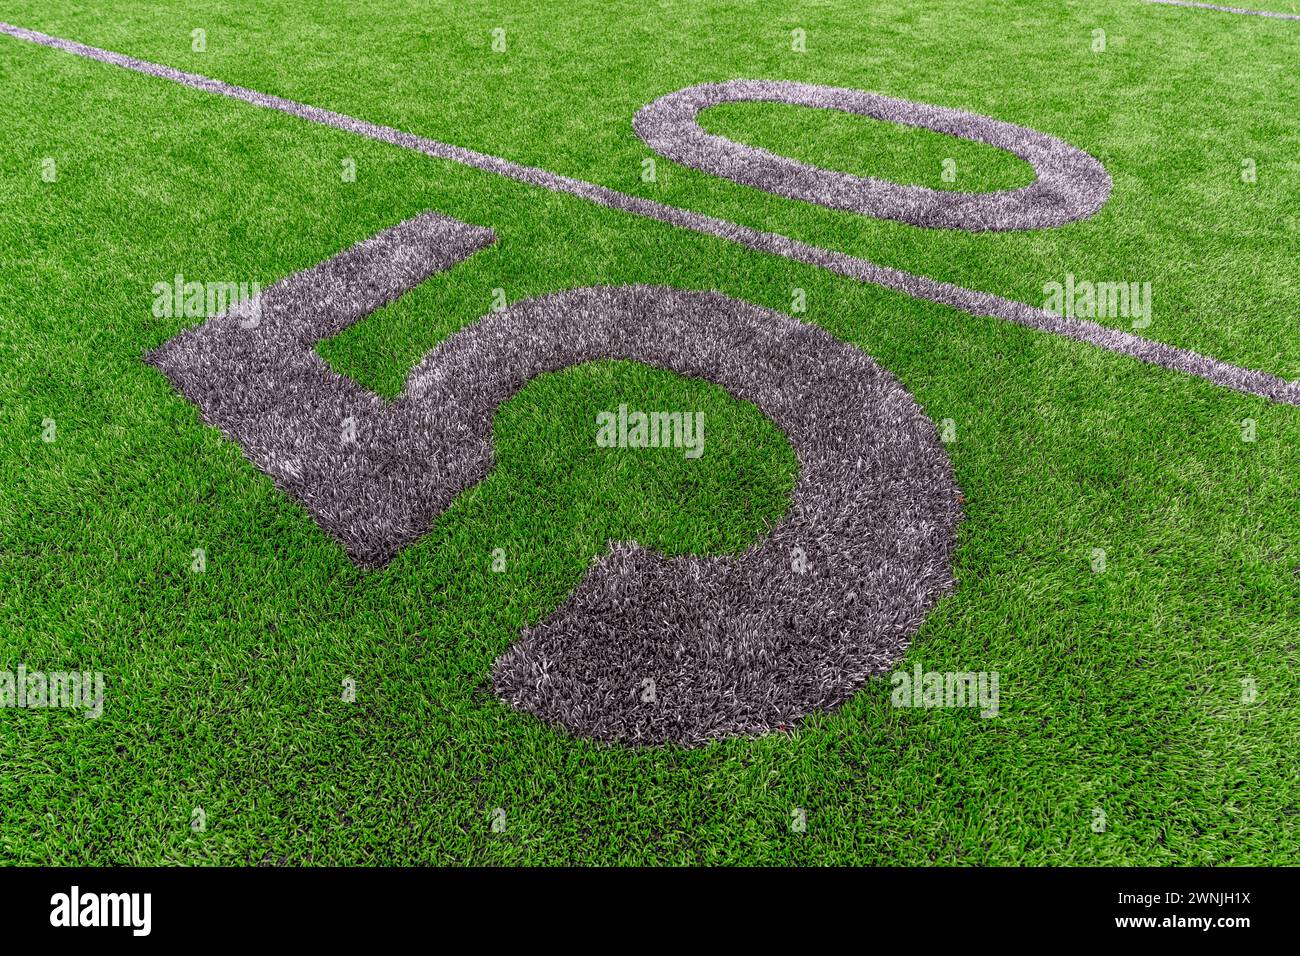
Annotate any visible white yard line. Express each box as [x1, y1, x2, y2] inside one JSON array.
[[1147, 0, 1300, 21], [2, 19, 1297, 406]]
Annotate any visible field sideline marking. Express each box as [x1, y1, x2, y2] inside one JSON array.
[[1146, 0, 1300, 20], [2, 20, 1298, 407]]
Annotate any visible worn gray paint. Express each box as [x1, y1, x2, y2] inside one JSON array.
[[634, 80, 1111, 230], [149, 211, 961, 745]]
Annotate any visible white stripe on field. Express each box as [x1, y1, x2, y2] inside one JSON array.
[[1, 20, 1297, 406], [1147, 0, 1300, 20]]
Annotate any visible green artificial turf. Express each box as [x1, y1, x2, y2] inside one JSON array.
[[0, 0, 1296, 864]]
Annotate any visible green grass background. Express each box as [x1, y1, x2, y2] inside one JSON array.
[[0, 0, 1296, 864]]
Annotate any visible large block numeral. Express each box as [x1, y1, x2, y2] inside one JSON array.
[[148, 210, 960, 745]]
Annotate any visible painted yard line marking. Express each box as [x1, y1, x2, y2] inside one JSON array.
[[2, 20, 1297, 407], [1147, 0, 1300, 20]]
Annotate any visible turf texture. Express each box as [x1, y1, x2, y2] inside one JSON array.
[[0, 0, 1296, 864]]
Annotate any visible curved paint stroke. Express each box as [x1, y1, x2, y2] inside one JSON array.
[[634, 80, 1112, 230]]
